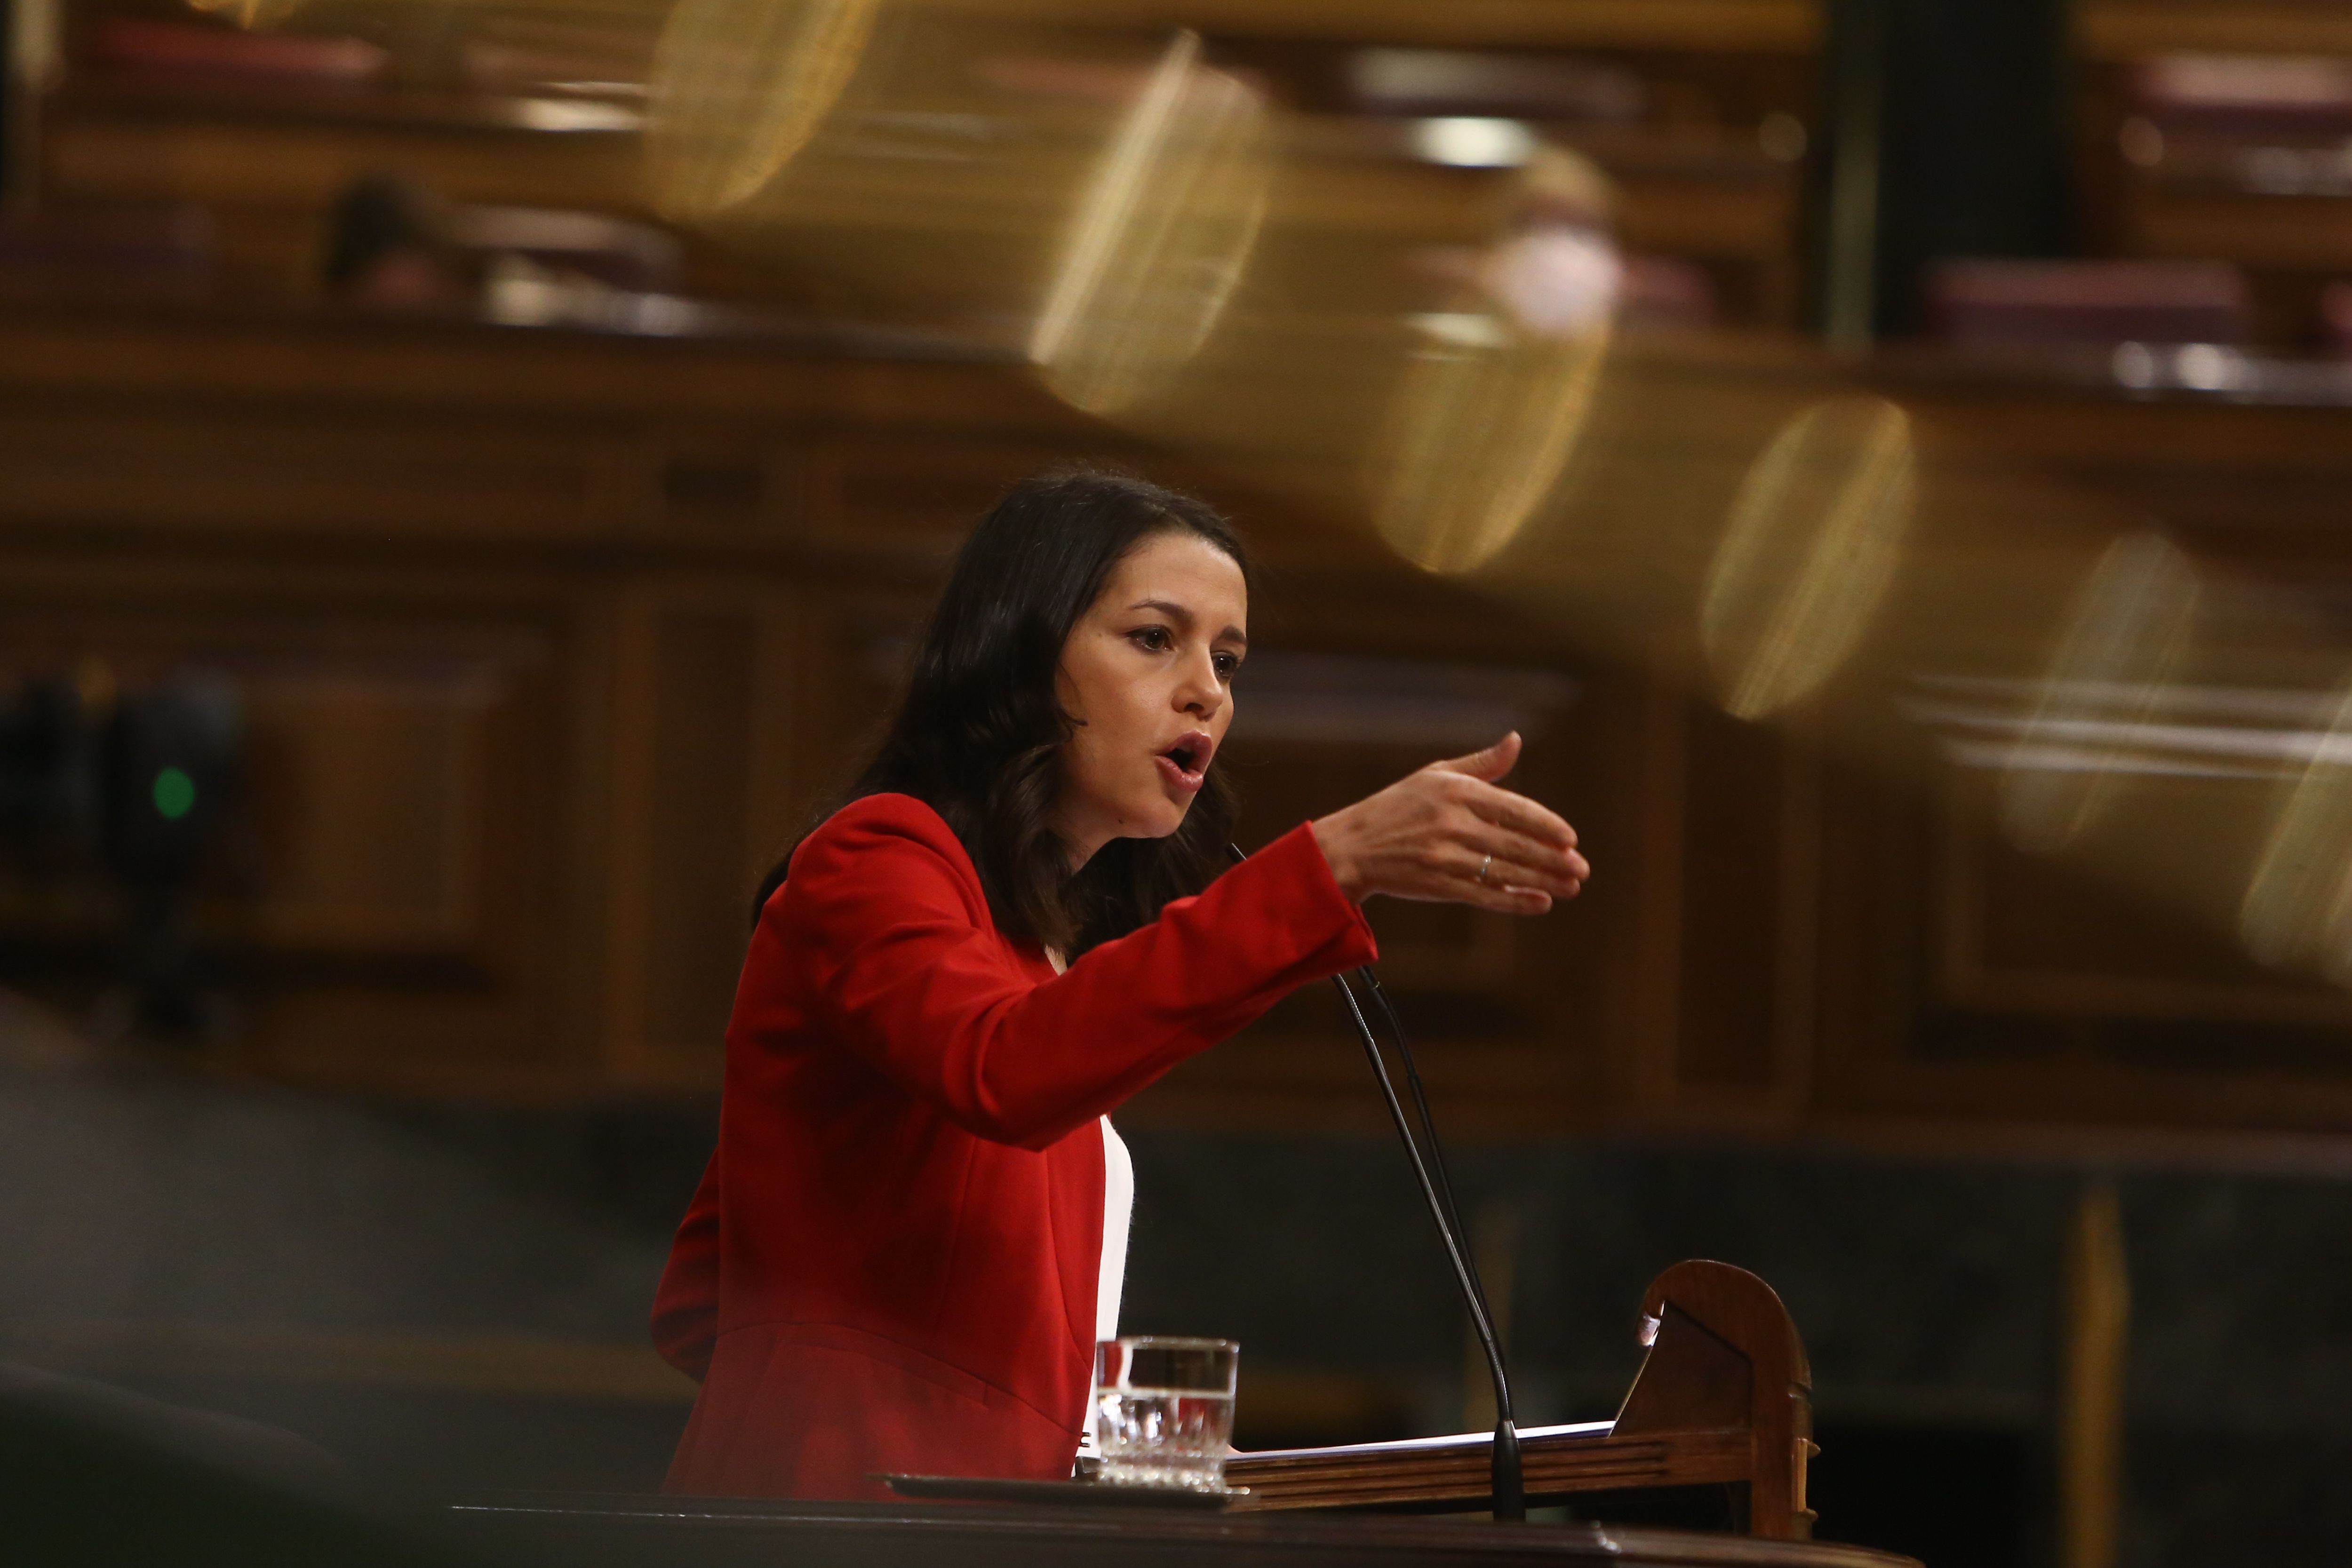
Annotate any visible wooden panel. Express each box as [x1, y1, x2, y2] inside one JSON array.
[[1936, 772, 2352, 1029], [1676, 707, 1786, 1091], [43, 104, 644, 217], [2121, 189, 2352, 277], [0, 402, 612, 541], [639, 608, 759, 1054], [1811, 758, 2352, 1138], [1618, 692, 1819, 1122], [593, 429, 801, 547], [236, 617, 576, 1090], [1611, 162, 1799, 260], [40, 11, 1813, 323], [652, 443, 787, 532], [2077, 0, 2352, 59], [235, 642, 539, 973], [240, 665, 497, 955], [798, 439, 1077, 560], [1004, 0, 1821, 52], [788, 589, 925, 801], [606, 587, 804, 1082]]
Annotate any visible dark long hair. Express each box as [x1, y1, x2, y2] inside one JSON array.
[[757, 468, 1249, 955]]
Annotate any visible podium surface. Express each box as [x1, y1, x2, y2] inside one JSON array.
[[441, 1496, 1920, 1568]]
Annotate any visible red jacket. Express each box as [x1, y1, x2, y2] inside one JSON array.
[[652, 792, 1377, 1499]]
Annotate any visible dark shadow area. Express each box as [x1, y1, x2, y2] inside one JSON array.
[[1810, 1420, 2032, 1568]]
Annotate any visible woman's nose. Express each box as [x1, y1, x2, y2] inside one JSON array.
[[1175, 655, 1222, 715]]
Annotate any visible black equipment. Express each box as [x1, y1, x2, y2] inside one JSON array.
[[0, 668, 242, 1037]]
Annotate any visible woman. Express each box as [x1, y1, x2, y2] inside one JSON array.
[[652, 470, 1587, 1499]]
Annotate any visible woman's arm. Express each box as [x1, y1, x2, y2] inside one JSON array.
[[770, 801, 1374, 1152]]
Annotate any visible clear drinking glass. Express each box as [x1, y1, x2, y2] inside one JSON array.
[[1091, 1336, 1238, 1491]]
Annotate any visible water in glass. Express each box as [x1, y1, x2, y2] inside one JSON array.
[[1092, 1336, 1237, 1491]]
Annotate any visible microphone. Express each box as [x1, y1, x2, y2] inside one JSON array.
[[1228, 845, 1530, 1521]]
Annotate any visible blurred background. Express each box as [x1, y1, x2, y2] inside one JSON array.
[[7, 0, 2352, 1564]]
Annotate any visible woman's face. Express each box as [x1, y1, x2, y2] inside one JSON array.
[[1053, 530, 1248, 863]]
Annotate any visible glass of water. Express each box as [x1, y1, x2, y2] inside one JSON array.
[[1091, 1336, 1238, 1492]]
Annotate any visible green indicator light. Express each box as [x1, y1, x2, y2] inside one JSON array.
[[152, 766, 197, 821]]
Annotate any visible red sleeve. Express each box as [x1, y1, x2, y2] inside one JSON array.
[[650, 1151, 720, 1381], [773, 797, 1377, 1152]]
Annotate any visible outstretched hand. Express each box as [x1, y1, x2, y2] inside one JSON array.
[[1309, 732, 1588, 914]]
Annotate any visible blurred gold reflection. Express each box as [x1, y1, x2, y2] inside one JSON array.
[[1701, 396, 1913, 721], [1998, 532, 2203, 854], [2240, 684, 2352, 984], [1029, 32, 1268, 417], [645, 0, 884, 221], [184, 0, 308, 31], [1370, 311, 1612, 576]]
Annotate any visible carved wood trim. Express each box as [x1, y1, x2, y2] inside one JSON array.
[[1625, 1261, 1814, 1540]]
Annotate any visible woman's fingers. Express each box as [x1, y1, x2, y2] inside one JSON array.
[[1414, 776, 1587, 902], [1389, 841, 1570, 909], [1441, 868, 1552, 915], [1454, 829, 1586, 898], [1468, 837, 1587, 897], [1447, 788, 1585, 883], [1446, 773, 1575, 848]]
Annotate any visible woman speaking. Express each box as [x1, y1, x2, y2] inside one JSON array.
[[651, 470, 1588, 1499]]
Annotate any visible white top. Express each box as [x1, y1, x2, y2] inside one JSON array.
[[1078, 1116, 1134, 1469], [1097, 1115, 1133, 1342]]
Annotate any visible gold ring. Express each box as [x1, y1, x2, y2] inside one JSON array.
[[1476, 854, 1492, 885]]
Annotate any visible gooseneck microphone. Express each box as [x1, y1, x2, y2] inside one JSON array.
[[1227, 845, 1530, 1521]]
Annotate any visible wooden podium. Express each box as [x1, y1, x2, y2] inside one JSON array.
[[1226, 1260, 1816, 1536], [439, 1260, 1857, 1568]]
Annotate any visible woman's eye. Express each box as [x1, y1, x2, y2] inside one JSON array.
[[1130, 627, 1172, 653], [1213, 653, 1240, 680]]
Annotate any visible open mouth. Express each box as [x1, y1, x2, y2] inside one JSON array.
[[1156, 732, 1213, 790]]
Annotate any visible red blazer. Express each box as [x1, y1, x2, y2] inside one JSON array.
[[652, 792, 1377, 1499]]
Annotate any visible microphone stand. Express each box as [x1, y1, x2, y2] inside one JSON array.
[[1228, 846, 1530, 1521], [1331, 969, 1527, 1522]]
